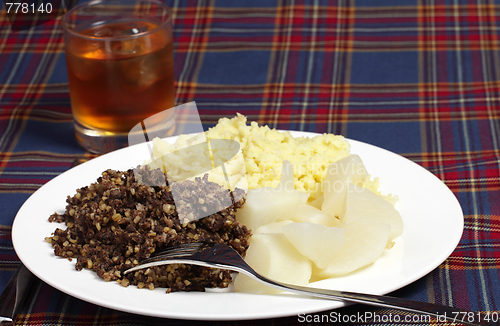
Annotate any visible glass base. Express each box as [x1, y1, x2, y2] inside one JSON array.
[[74, 119, 176, 154]]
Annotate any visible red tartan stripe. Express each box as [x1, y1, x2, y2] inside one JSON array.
[[186, 112, 497, 127], [192, 81, 500, 94], [0, 84, 48, 104], [173, 7, 277, 28], [0, 152, 97, 164], [193, 110, 498, 123], [0, 38, 497, 55], [190, 106, 499, 124], [1, 107, 498, 125], [2, 5, 500, 52], [0, 20, 64, 53], [173, 5, 500, 52], [417, 4, 500, 24], [0, 107, 66, 120], [186, 80, 500, 91], [0, 223, 15, 271], [0, 40, 64, 53], [175, 42, 500, 54], [0, 84, 68, 94], [0, 152, 96, 187], [173, 5, 354, 23], [0, 261, 19, 271], [0, 108, 72, 121], [26, 108, 72, 121], [404, 150, 500, 162], [179, 40, 500, 52], [421, 153, 500, 168], [0, 183, 46, 193], [445, 179, 500, 193], [171, 5, 214, 53], [0, 225, 11, 233], [443, 257, 500, 270], [171, 3, 500, 20]]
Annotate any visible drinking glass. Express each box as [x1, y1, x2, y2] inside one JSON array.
[[63, 0, 175, 153]]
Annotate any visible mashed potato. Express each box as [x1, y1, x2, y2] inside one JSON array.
[[145, 114, 351, 202]]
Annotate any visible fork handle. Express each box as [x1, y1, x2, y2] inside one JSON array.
[[125, 244, 493, 326], [256, 275, 494, 326], [0, 264, 36, 324]]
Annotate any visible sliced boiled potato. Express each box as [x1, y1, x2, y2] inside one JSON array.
[[234, 157, 402, 291], [236, 186, 309, 231], [322, 155, 368, 219], [313, 220, 390, 277], [308, 195, 323, 209], [255, 220, 294, 234], [234, 233, 312, 294], [236, 161, 308, 231], [292, 204, 340, 227], [282, 223, 345, 269], [344, 184, 403, 244]]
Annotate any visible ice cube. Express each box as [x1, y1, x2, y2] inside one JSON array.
[[117, 22, 149, 36], [67, 42, 104, 81], [119, 56, 158, 91], [93, 26, 114, 37], [68, 55, 102, 81], [111, 38, 144, 56]]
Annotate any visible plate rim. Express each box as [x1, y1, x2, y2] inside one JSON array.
[[12, 131, 464, 320]]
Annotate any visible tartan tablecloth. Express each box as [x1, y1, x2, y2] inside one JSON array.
[[1, 0, 500, 325]]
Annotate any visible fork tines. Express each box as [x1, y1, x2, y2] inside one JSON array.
[[123, 242, 219, 275], [142, 242, 207, 263]]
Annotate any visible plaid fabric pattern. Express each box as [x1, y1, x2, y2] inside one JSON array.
[[1, 0, 500, 324]]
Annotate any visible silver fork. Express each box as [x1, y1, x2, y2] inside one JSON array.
[[124, 242, 494, 326]]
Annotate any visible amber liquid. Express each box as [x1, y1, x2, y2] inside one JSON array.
[[66, 20, 175, 133]]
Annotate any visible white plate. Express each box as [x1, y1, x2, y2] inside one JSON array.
[[12, 131, 464, 321]]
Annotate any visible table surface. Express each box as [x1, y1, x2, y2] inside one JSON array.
[[1, 0, 500, 325]]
